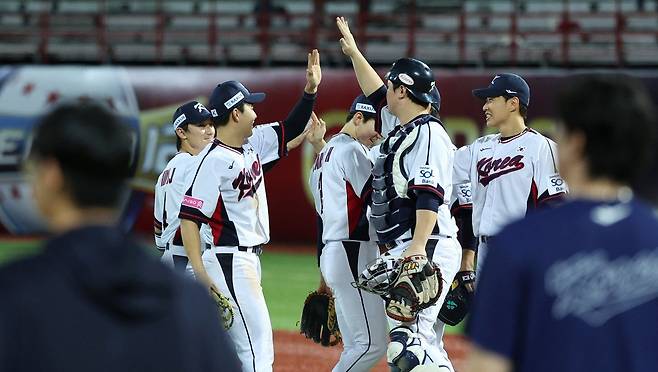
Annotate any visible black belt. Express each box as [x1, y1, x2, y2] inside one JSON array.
[[378, 237, 412, 251], [479, 235, 489, 244], [238, 245, 263, 255], [205, 244, 263, 255]]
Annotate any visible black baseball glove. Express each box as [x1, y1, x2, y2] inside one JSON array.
[[299, 291, 341, 346], [438, 270, 476, 326]]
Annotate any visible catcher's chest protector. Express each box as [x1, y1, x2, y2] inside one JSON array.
[[371, 115, 438, 243]]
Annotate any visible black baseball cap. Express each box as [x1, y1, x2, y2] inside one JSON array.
[[472, 73, 530, 107], [208, 80, 266, 122], [172, 101, 212, 132], [349, 94, 376, 116]]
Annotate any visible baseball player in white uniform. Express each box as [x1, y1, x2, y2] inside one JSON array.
[[450, 73, 567, 276], [309, 95, 388, 372], [154, 101, 215, 272], [338, 17, 460, 372], [178, 51, 321, 372]]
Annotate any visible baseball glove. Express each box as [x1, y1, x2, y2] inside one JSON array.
[[210, 288, 234, 330], [438, 270, 476, 326], [299, 291, 341, 346], [385, 255, 443, 323]]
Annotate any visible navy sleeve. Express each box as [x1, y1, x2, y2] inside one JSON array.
[[281, 91, 316, 144], [452, 204, 476, 251], [467, 229, 527, 361], [415, 190, 441, 212]]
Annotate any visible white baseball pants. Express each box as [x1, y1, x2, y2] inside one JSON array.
[[320, 240, 389, 372]]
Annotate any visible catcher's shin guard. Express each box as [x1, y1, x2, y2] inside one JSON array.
[[387, 326, 428, 372]]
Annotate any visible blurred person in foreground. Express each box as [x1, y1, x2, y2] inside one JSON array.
[[466, 74, 658, 372], [0, 102, 240, 372]]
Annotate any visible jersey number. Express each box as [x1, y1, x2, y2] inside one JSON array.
[[318, 172, 324, 214]]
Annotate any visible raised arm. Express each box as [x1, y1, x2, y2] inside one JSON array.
[[337, 16, 385, 96], [280, 49, 322, 143]]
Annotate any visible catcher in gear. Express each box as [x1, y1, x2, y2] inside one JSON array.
[[338, 16, 461, 372], [299, 289, 341, 347], [438, 270, 475, 326]]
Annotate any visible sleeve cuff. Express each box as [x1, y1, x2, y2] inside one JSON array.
[[415, 190, 441, 212], [302, 91, 317, 100]]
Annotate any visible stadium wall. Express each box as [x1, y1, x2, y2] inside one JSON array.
[[1, 67, 656, 241]]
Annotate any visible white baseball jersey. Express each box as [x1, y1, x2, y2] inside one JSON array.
[[154, 151, 196, 249], [178, 123, 284, 247], [452, 128, 566, 237], [309, 133, 374, 243], [374, 117, 459, 240]]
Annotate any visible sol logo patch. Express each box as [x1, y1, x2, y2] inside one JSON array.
[[182, 195, 204, 209]]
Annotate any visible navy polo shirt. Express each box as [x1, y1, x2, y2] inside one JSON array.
[[0, 225, 241, 372], [468, 197, 658, 372]]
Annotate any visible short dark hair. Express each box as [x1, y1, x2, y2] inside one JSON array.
[[213, 103, 245, 127], [175, 123, 189, 151], [29, 102, 134, 208], [556, 74, 656, 185], [391, 82, 431, 110], [346, 111, 376, 123], [503, 95, 528, 120]]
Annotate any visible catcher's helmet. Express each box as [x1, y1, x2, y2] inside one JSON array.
[[386, 58, 438, 104]]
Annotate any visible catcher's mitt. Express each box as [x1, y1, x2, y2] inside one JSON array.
[[299, 291, 341, 346], [385, 255, 443, 323], [438, 270, 475, 326], [210, 288, 234, 330]]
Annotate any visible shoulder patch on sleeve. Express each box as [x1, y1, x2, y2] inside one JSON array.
[[456, 182, 472, 204], [415, 164, 439, 186], [547, 173, 567, 195]]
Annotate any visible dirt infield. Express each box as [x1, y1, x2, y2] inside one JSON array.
[[274, 331, 470, 371]]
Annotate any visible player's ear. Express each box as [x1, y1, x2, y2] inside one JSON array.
[[354, 112, 363, 126], [231, 107, 240, 122], [508, 96, 519, 113], [175, 127, 187, 140], [398, 85, 407, 100]]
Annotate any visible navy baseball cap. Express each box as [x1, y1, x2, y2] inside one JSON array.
[[208, 80, 266, 121], [472, 73, 530, 107], [172, 101, 212, 132], [349, 94, 376, 116]]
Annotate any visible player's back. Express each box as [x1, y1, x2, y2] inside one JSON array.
[[477, 196, 658, 372], [309, 133, 373, 243], [154, 152, 195, 248]]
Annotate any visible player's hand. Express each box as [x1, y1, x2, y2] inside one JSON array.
[[286, 127, 311, 151], [197, 272, 219, 293], [305, 49, 322, 94], [318, 275, 331, 295], [306, 112, 326, 145], [337, 16, 359, 57]]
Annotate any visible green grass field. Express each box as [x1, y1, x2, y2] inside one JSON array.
[[0, 239, 463, 334]]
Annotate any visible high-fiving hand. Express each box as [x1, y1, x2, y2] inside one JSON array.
[[305, 49, 322, 94], [337, 16, 359, 58], [306, 112, 326, 145]]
